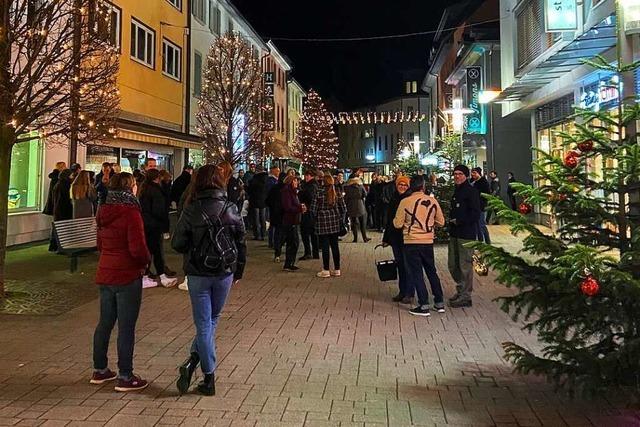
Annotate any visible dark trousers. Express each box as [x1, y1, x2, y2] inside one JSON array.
[[145, 228, 165, 275], [350, 215, 368, 241], [251, 207, 266, 240], [282, 224, 300, 268], [391, 243, 413, 298], [272, 225, 284, 258], [319, 233, 340, 271], [476, 211, 491, 244], [376, 204, 388, 230], [403, 244, 444, 308], [301, 224, 319, 258], [509, 194, 517, 210], [93, 279, 142, 379]]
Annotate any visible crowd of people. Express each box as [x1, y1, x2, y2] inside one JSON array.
[[41, 157, 515, 395]]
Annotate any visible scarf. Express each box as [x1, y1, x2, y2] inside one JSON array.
[[105, 190, 140, 209]]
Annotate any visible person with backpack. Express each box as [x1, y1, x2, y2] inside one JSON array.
[[171, 162, 246, 396]]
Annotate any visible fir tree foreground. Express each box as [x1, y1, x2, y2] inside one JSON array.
[[296, 90, 338, 170], [472, 56, 640, 401]]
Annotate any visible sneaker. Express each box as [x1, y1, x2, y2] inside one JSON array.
[[392, 294, 404, 302], [409, 306, 431, 317], [160, 274, 178, 288], [274, 256, 281, 263], [449, 299, 472, 308], [178, 279, 188, 291], [316, 270, 331, 278], [114, 375, 148, 392], [283, 265, 300, 272], [142, 276, 157, 289], [330, 270, 341, 277], [435, 305, 446, 314], [90, 369, 117, 385]]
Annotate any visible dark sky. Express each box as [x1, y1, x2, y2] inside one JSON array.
[[230, 0, 455, 110]]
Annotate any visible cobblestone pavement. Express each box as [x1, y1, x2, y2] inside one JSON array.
[[0, 227, 637, 426]]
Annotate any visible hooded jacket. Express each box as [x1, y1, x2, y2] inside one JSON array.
[[393, 191, 445, 245], [96, 191, 151, 286]]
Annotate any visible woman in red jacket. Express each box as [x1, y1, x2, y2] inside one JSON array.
[[90, 172, 151, 392]]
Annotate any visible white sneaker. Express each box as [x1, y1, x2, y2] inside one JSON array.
[[330, 270, 341, 277], [316, 270, 331, 278], [142, 276, 157, 289], [274, 256, 281, 263], [160, 274, 178, 288], [178, 278, 188, 291]]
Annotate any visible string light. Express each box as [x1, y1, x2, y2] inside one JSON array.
[[332, 111, 427, 125]]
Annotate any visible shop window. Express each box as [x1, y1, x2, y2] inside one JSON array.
[[86, 145, 119, 173], [130, 18, 155, 68], [121, 149, 146, 173], [9, 136, 42, 213]]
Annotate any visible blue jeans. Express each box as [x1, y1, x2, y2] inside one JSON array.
[[403, 244, 444, 308], [187, 274, 234, 375], [476, 211, 491, 244], [93, 279, 142, 379], [251, 208, 266, 240], [391, 243, 413, 298]]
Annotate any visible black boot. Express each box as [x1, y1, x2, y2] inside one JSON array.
[[177, 353, 200, 395], [197, 373, 215, 396]]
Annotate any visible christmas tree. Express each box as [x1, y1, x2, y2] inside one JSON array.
[[473, 55, 640, 400], [296, 90, 338, 170]]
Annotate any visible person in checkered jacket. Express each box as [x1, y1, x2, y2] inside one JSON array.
[[310, 173, 347, 278]]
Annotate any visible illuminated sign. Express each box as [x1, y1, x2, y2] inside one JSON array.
[[579, 76, 620, 112], [545, 0, 578, 32], [465, 66, 485, 134]]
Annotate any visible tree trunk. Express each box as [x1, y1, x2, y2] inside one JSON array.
[[0, 130, 14, 298], [69, 0, 83, 164]]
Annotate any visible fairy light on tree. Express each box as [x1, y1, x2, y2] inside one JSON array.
[[197, 32, 264, 166], [295, 90, 338, 170], [0, 0, 120, 298]]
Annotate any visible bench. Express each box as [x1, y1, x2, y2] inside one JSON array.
[[53, 217, 98, 272]]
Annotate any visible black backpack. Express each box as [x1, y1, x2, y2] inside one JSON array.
[[192, 201, 237, 273]]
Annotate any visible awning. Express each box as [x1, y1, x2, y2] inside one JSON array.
[[496, 15, 617, 102]]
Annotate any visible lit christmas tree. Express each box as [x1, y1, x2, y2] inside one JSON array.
[[197, 32, 264, 165], [473, 55, 640, 400], [296, 90, 338, 170]]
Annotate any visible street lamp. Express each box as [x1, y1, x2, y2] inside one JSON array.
[[479, 89, 502, 104], [443, 98, 474, 162]]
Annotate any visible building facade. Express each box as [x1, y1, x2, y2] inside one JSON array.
[[287, 79, 306, 150], [264, 41, 293, 159]]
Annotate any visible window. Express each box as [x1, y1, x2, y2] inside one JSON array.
[[194, 51, 203, 96], [192, 0, 205, 23], [378, 137, 382, 151], [162, 38, 181, 80], [412, 81, 418, 93], [228, 18, 234, 33], [90, 1, 121, 49], [27, 0, 46, 26], [385, 135, 388, 151], [9, 136, 42, 213], [209, 2, 220, 34], [405, 82, 411, 94], [516, 0, 558, 71], [166, 0, 181, 10], [130, 18, 155, 68]]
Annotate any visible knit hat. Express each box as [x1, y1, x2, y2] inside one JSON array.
[[396, 176, 410, 187], [454, 165, 470, 177]]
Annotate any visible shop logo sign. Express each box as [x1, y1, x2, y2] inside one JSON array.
[[465, 66, 485, 134], [545, 0, 578, 32], [579, 77, 620, 112]]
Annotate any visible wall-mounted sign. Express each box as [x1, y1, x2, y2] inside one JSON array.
[[545, 0, 578, 32], [263, 72, 275, 131], [579, 76, 620, 112], [465, 66, 485, 135]]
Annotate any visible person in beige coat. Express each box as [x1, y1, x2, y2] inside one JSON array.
[[393, 175, 445, 317]]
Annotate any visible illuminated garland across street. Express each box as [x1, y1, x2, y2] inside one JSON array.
[[331, 111, 427, 125]]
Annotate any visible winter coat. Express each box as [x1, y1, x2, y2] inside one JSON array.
[[95, 171, 112, 205], [266, 182, 285, 227], [310, 185, 347, 236], [265, 175, 279, 195], [344, 178, 367, 218], [281, 185, 303, 226], [449, 180, 482, 240], [170, 171, 192, 205], [382, 190, 411, 247], [248, 172, 268, 209], [227, 176, 244, 209], [471, 176, 491, 211], [393, 191, 445, 245], [299, 179, 318, 228], [507, 177, 517, 197], [43, 169, 60, 216], [139, 182, 170, 232], [161, 181, 172, 210], [96, 191, 151, 286], [490, 177, 501, 196], [52, 179, 73, 221], [171, 188, 247, 280], [72, 196, 96, 219]]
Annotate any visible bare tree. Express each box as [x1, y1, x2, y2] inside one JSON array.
[[197, 32, 264, 166], [0, 0, 120, 297]]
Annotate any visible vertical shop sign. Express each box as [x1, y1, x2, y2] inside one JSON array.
[[263, 72, 275, 131], [465, 66, 485, 134]]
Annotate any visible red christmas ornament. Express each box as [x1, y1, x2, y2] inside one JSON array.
[[580, 275, 600, 297], [564, 150, 580, 168], [577, 140, 594, 153], [518, 203, 532, 215], [558, 193, 568, 202]]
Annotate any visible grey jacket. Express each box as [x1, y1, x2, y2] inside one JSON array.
[[344, 178, 367, 217]]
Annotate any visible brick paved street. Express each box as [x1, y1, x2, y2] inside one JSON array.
[[0, 227, 637, 426]]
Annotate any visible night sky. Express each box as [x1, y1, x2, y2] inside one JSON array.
[[230, 0, 457, 110]]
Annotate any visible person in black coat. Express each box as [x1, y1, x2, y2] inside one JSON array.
[[43, 161, 66, 216], [48, 169, 73, 252], [507, 172, 518, 210], [298, 170, 319, 260], [448, 165, 481, 308], [171, 162, 246, 397], [266, 173, 287, 262], [226, 174, 244, 211], [470, 167, 491, 244], [95, 162, 113, 205], [247, 170, 268, 240], [171, 166, 193, 207], [139, 169, 176, 288], [382, 176, 412, 303]]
